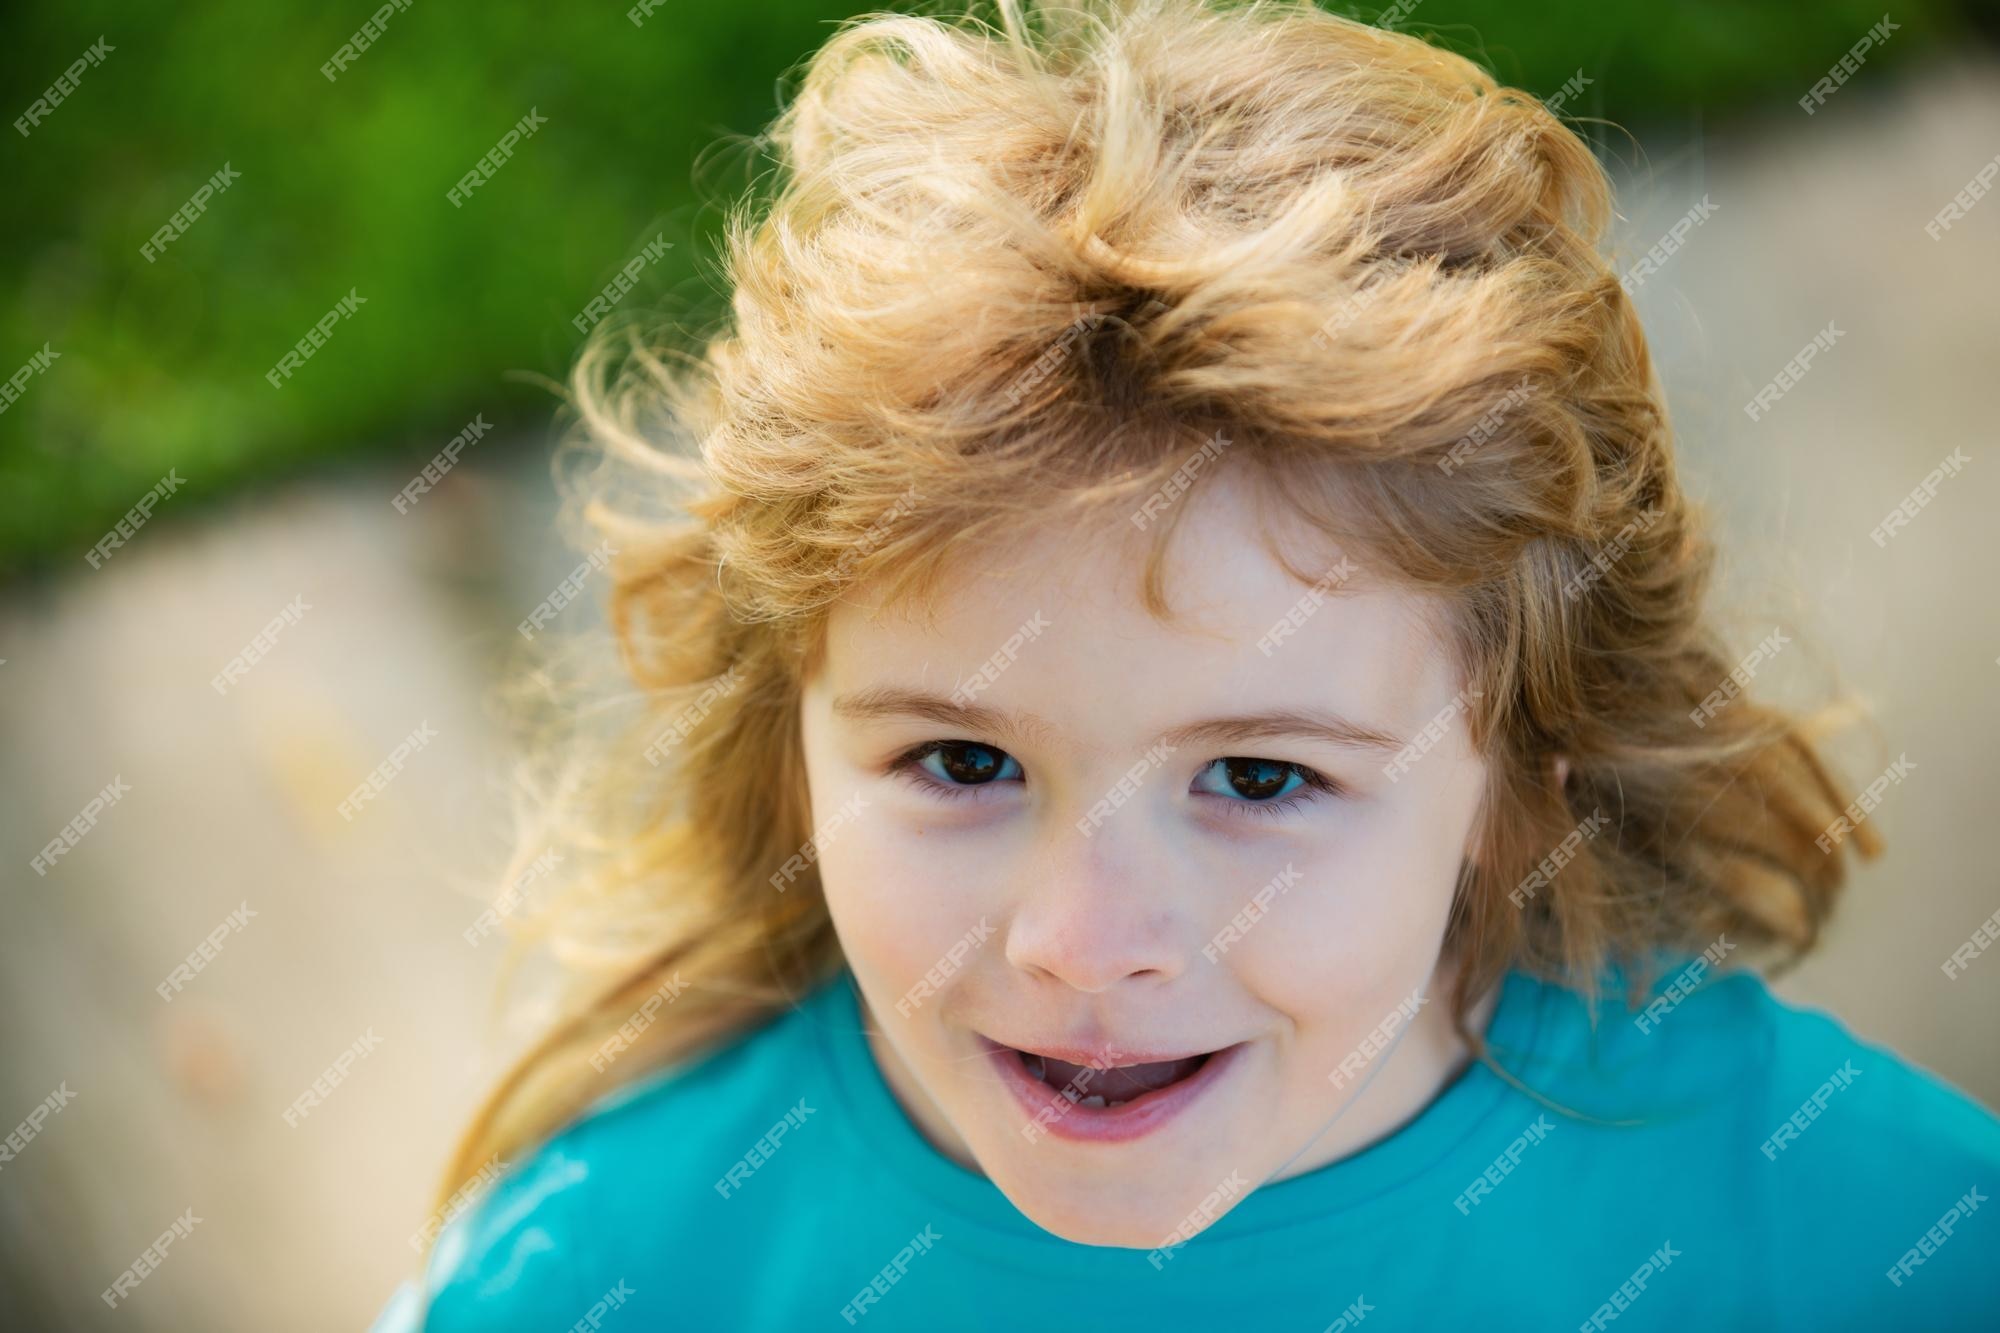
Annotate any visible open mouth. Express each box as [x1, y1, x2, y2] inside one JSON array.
[[979, 1033, 1245, 1142], [1015, 1048, 1214, 1109]]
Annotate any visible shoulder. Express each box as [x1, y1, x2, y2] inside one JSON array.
[[373, 976, 842, 1331], [1721, 969, 2000, 1214], [1547, 950, 2000, 1166], [1528, 950, 2000, 1316], [1628, 957, 1997, 1165], [1712, 966, 2000, 1313]]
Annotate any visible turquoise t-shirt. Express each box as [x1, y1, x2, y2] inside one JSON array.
[[372, 955, 1999, 1330]]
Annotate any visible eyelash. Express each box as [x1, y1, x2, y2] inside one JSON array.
[[886, 741, 1343, 821]]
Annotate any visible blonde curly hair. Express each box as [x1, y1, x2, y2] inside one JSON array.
[[432, 0, 1880, 1218]]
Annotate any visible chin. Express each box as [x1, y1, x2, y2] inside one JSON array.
[[996, 1175, 1217, 1250], [970, 1135, 1255, 1250]]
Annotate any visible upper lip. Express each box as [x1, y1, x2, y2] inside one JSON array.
[[977, 1032, 1235, 1068]]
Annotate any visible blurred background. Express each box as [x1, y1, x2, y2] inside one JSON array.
[[3, 1, 1998, 1327]]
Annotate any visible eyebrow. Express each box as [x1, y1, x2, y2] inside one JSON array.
[[830, 686, 1408, 755]]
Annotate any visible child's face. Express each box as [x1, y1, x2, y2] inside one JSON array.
[[798, 467, 1491, 1248]]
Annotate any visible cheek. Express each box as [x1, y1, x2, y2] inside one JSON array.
[[797, 717, 960, 990], [816, 819, 1001, 1005], [1233, 765, 1481, 1032]]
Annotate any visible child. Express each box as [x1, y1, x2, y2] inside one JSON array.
[[372, 0, 2000, 1327]]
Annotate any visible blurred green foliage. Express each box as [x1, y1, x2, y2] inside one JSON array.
[[0, 0, 1978, 575]]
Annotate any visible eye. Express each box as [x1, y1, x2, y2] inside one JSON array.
[[1192, 757, 1342, 821], [889, 740, 1024, 802]]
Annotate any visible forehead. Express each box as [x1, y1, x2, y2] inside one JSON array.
[[816, 468, 1460, 742]]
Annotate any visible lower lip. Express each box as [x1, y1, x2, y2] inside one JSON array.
[[980, 1035, 1246, 1144]]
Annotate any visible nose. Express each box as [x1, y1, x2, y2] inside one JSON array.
[[1003, 809, 1191, 994]]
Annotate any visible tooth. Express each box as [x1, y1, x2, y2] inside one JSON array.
[[1077, 1094, 1108, 1109], [1023, 1052, 1045, 1081]]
